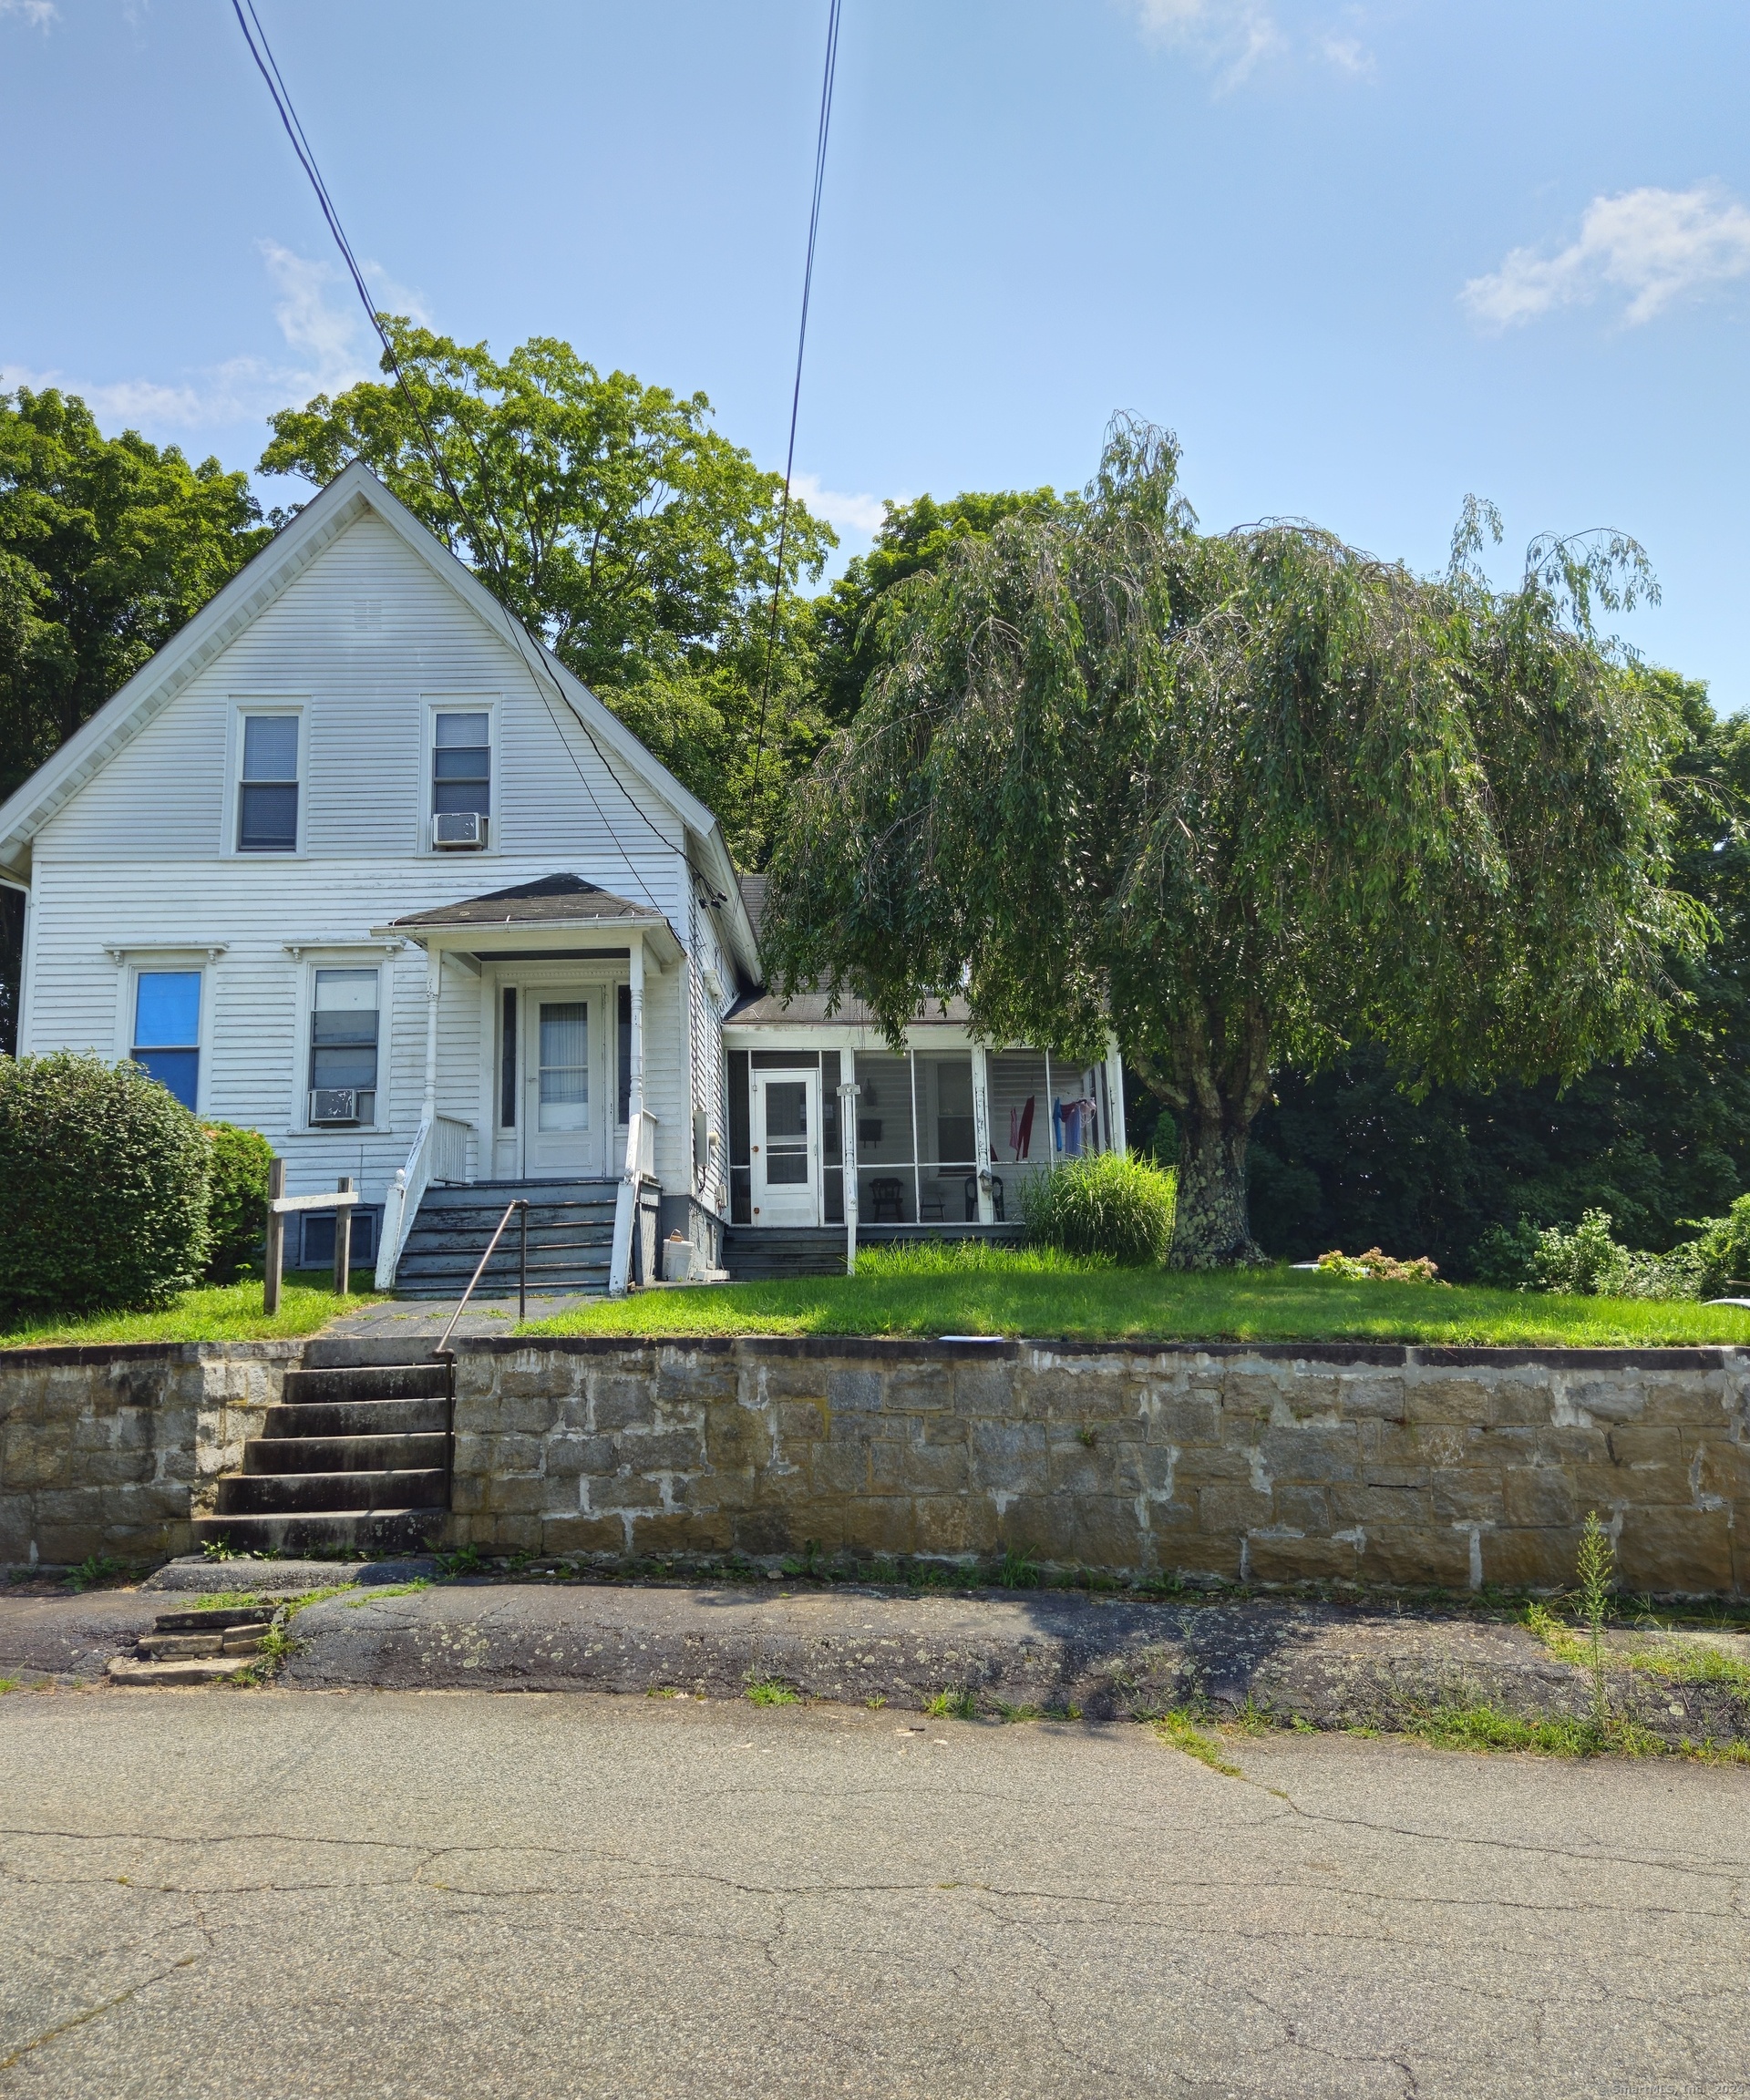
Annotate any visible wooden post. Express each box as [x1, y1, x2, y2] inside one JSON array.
[[333, 1175, 354, 1296], [264, 1157, 285, 1315]]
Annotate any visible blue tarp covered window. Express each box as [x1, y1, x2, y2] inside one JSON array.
[[132, 970, 201, 1109]]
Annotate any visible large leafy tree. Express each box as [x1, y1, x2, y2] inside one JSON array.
[[762, 419, 1707, 1267], [260, 324, 835, 860], [1247, 677, 1750, 1271], [0, 386, 269, 806]]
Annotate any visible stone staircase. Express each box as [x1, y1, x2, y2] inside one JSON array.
[[393, 1178, 617, 1299], [190, 1360, 450, 1558]]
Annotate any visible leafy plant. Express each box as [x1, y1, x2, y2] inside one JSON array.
[[925, 1687, 979, 1720], [201, 1538, 237, 1561], [1154, 1709, 1242, 1776], [0, 1051, 211, 1319], [996, 1547, 1041, 1590], [1019, 1151, 1176, 1267], [201, 1123, 273, 1282], [64, 1554, 127, 1591], [1316, 1247, 1445, 1285], [745, 1678, 801, 1706], [1577, 1510, 1616, 1732], [1475, 1210, 1706, 1301]]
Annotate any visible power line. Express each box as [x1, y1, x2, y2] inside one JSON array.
[[748, 0, 844, 825]]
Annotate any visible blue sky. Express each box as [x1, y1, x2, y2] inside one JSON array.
[[4, 0, 1748, 705]]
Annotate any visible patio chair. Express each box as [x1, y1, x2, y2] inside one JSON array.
[[963, 1175, 1005, 1222], [869, 1177, 905, 1222]]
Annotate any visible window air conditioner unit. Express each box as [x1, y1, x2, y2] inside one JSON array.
[[309, 1088, 375, 1126], [433, 811, 487, 849]]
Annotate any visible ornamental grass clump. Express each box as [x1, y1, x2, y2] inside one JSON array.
[[1019, 1151, 1176, 1266], [0, 1051, 211, 1320]]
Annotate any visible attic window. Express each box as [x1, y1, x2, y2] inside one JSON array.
[[238, 714, 300, 853], [434, 711, 490, 821]]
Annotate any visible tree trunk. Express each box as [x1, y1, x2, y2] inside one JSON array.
[[1169, 1100, 1263, 1268]]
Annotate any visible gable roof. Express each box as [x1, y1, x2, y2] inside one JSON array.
[[0, 459, 761, 978]]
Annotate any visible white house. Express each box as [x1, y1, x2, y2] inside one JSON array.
[[0, 462, 1124, 1298]]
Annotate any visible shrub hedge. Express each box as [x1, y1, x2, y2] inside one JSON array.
[[1019, 1150, 1176, 1266], [0, 1051, 212, 1320], [202, 1121, 273, 1282]]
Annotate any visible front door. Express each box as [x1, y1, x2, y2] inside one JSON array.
[[523, 988, 600, 1179], [751, 1067, 820, 1226]]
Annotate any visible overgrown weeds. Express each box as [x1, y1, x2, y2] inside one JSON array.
[[1154, 1709, 1242, 1776], [745, 1678, 801, 1706], [925, 1687, 979, 1720]]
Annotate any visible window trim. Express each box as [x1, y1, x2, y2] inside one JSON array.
[[113, 953, 218, 1118], [227, 700, 307, 859], [421, 695, 499, 855], [285, 950, 396, 1134]]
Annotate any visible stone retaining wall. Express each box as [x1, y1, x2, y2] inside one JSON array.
[[0, 1344, 292, 1568], [449, 1338, 1750, 1595], [5, 1335, 1749, 1592]]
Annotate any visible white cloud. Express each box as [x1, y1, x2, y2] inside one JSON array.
[[0, 0, 58, 27], [788, 473, 890, 537], [1127, 0, 1369, 89], [0, 242, 427, 438], [1464, 182, 1750, 331]]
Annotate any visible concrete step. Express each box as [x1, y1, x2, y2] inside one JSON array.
[[282, 1364, 450, 1406], [245, 1432, 448, 1477], [191, 1509, 438, 1557], [108, 1654, 259, 1686], [138, 1626, 268, 1660], [216, 1467, 448, 1517], [150, 1606, 277, 1632], [261, 1398, 449, 1441]]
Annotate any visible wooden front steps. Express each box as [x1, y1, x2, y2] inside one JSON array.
[[393, 1178, 618, 1299]]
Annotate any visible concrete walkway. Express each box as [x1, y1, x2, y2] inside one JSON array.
[[0, 1688, 1744, 2097], [317, 1290, 595, 1340]]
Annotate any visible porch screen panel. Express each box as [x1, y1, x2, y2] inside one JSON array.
[[538, 1002, 588, 1130], [989, 1051, 1050, 1219], [851, 1051, 915, 1224], [499, 989, 516, 1128], [727, 1051, 751, 1224], [914, 1052, 978, 1222], [821, 1050, 843, 1224]]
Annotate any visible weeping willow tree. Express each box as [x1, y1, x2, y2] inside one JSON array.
[[761, 419, 1708, 1267]]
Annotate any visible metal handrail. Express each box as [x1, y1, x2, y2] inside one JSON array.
[[432, 1199, 530, 1357]]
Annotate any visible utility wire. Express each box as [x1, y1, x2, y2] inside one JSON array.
[[231, 0, 678, 915], [748, 0, 843, 827]]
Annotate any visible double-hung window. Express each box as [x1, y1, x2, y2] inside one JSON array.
[[309, 969, 378, 1125], [132, 971, 201, 1110], [238, 714, 300, 852], [432, 710, 490, 847]]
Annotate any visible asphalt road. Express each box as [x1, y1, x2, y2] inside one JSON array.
[[0, 1688, 1744, 2100]]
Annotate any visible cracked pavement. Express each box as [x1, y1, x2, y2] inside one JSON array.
[[1, 1688, 1745, 2098]]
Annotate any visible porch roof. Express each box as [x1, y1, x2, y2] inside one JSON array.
[[373, 873, 682, 966]]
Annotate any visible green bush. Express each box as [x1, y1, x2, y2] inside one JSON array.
[[202, 1122, 273, 1282], [0, 1052, 211, 1321], [1472, 1208, 1704, 1301], [1019, 1151, 1176, 1266]]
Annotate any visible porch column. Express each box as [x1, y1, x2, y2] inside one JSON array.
[[971, 1045, 995, 1226], [628, 932, 645, 1136], [1104, 1035, 1127, 1153], [422, 946, 441, 1125]]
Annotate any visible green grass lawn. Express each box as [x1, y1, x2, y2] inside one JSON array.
[[0, 1272, 384, 1351], [520, 1244, 1750, 1348]]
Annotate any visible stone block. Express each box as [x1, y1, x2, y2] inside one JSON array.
[[1145, 1395, 1221, 1445], [840, 1497, 914, 1557], [79, 1450, 155, 1488], [776, 1401, 826, 1441], [1405, 1379, 1491, 1426], [1373, 1421, 1468, 1468], [591, 1472, 664, 1513], [498, 1366, 567, 1405], [1485, 1379, 1556, 1427], [591, 1374, 655, 1433], [969, 1419, 1047, 1495], [2, 1427, 67, 1490], [1257, 1425, 1360, 1483], [481, 1475, 551, 1516], [540, 1513, 626, 1557], [1265, 1374, 1341, 1420], [914, 1493, 996, 1558], [1220, 1372, 1290, 1417], [812, 1442, 871, 1497], [1247, 1530, 1361, 1584], [654, 1353, 738, 1406], [616, 1428, 705, 1474], [492, 1390, 561, 1437], [1329, 1481, 1432, 1527], [1604, 1425, 1686, 1470], [1198, 1483, 1274, 1534], [1273, 1486, 1332, 1534], [449, 1473, 487, 1514], [476, 1514, 542, 1553], [1617, 1507, 1735, 1594], [1356, 1524, 1473, 1590], [705, 1407, 768, 1470], [827, 1368, 883, 1414], [544, 1435, 616, 1480], [1501, 1468, 1578, 1528], [1482, 1526, 1582, 1591], [750, 1358, 831, 1403], [1045, 1443, 1114, 1498], [1560, 1377, 1648, 1426], [1431, 1470, 1505, 1523], [627, 1508, 734, 1557], [883, 1364, 954, 1413], [952, 1361, 1016, 1419], [1334, 1377, 1406, 1421]]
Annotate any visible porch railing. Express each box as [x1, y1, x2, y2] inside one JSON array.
[[376, 1111, 474, 1291], [608, 1109, 659, 1297]]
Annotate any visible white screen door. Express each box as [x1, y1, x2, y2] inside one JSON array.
[[523, 991, 599, 1178], [751, 1068, 820, 1226]]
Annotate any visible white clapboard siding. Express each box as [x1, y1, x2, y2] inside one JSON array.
[[22, 506, 712, 1209]]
